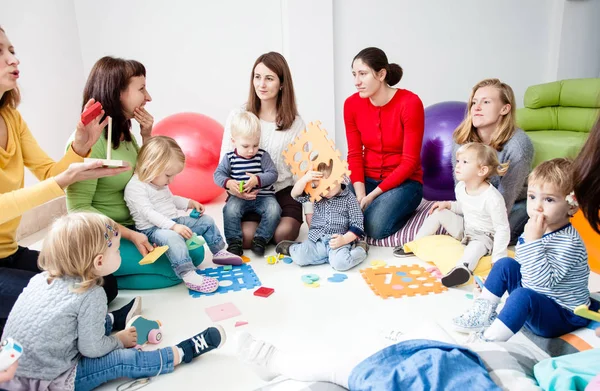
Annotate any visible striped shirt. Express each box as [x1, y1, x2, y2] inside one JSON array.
[[214, 149, 278, 197], [516, 223, 590, 311], [295, 184, 364, 242]]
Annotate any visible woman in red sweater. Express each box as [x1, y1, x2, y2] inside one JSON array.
[[344, 47, 424, 239]]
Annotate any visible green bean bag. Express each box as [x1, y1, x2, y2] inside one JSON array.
[[115, 235, 206, 290]]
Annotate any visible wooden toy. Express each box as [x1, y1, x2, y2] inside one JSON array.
[[360, 264, 447, 299], [83, 117, 126, 167], [282, 121, 351, 202], [81, 101, 102, 126], [138, 245, 169, 265], [127, 316, 162, 348]]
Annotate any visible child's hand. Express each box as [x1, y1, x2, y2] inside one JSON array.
[[302, 171, 323, 185], [173, 224, 193, 239], [329, 234, 347, 249], [116, 327, 138, 348], [188, 200, 205, 215], [429, 201, 451, 215], [244, 173, 259, 192], [523, 213, 547, 242], [226, 180, 242, 195]]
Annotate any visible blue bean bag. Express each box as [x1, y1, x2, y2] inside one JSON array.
[[115, 236, 205, 290]]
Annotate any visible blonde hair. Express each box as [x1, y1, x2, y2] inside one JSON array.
[[453, 78, 517, 151], [456, 142, 509, 179], [528, 158, 574, 196], [136, 136, 186, 182], [231, 111, 261, 140], [0, 26, 21, 110], [38, 213, 119, 292]]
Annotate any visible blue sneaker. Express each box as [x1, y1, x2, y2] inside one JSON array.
[[452, 298, 498, 333]]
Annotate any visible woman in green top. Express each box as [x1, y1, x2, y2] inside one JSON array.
[[66, 56, 155, 256]]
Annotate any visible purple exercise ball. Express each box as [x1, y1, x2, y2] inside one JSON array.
[[421, 101, 468, 201]]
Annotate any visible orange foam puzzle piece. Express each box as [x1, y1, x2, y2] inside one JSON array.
[[360, 264, 447, 299]]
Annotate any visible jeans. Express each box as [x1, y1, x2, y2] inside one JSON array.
[[508, 199, 528, 245], [75, 316, 174, 391], [485, 257, 591, 337], [141, 215, 226, 278], [223, 196, 281, 242], [351, 178, 423, 239], [0, 247, 118, 334], [289, 235, 367, 271]]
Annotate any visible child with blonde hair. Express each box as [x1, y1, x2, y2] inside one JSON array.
[[125, 136, 241, 293], [395, 142, 510, 288], [453, 158, 592, 341], [214, 111, 280, 256], [1, 213, 225, 390]]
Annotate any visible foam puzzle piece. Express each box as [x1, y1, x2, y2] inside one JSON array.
[[301, 274, 320, 284], [282, 257, 293, 264], [327, 273, 348, 283], [360, 264, 447, 299], [205, 302, 241, 322], [282, 121, 351, 202], [304, 282, 320, 288], [241, 255, 251, 263], [189, 264, 261, 298], [139, 246, 169, 265], [370, 260, 387, 269], [186, 234, 205, 250], [235, 321, 248, 327], [254, 287, 274, 297]]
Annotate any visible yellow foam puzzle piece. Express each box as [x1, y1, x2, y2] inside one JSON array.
[[138, 245, 169, 265]]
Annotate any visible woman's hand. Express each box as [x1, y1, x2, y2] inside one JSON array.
[[359, 187, 383, 211], [134, 107, 154, 140], [127, 230, 154, 256], [54, 160, 130, 189], [72, 99, 109, 157]]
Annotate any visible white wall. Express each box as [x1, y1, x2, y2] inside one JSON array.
[[0, 0, 85, 185]]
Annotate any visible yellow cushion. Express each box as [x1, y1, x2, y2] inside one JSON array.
[[403, 235, 515, 279]]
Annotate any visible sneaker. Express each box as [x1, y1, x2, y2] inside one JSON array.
[[392, 246, 412, 257], [183, 271, 219, 293], [251, 237, 268, 256], [110, 296, 142, 331], [355, 240, 369, 254], [275, 240, 300, 256], [236, 331, 279, 381], [452, 298, 498, 333], [177, 325, 226, 364], [213, 249, 243, 266], [226, 240, 243, 256], [441, 265, 472, 288]]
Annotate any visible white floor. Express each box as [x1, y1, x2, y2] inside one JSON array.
[[20, 201, 600, 391]]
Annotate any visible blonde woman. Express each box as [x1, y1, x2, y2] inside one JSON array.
[[452, 79, 534, 244], [124, 136, 241, 293], [2, 213, 226, 390]]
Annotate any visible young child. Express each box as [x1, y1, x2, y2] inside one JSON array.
[[395, 142, 511, 288], [453, 158, 592, 341], [1, 213, 225, 390], [125, 136, 242, 293], [275, 162, 368, 271], [213, 111, 280, 256]]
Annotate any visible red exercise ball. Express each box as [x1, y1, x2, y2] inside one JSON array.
[[153, 112, 225, 204]]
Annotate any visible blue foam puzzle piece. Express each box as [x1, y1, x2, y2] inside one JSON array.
[[327, 273, 348, 283], [396, 271, 407, 276], [282, 257, 293, 264], [189, 264, 261, 297]]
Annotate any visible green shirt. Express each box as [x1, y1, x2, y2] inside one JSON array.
[[66, 135, 139, 226]]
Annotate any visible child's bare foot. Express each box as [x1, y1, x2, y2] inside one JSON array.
[[116, 327, 138, 348]]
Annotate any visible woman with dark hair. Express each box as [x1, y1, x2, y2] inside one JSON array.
[[66, 56, 155, 257], [0, 27, 127, 335], [344, 47, 425, 240], [219, 52, 307, 254]]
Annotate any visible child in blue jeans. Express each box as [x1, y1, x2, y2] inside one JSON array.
[[453, 158, 593, 341], [125, 136, 242, 293], [214, 111, 281, 256], [276, 162, 368, 271], [1, 213, 225, 390]]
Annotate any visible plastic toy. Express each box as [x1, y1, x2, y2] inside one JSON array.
[[282, 121, 351, 202], [83, 117, 126, 168], [360, 264, 447, 299], [186, 234, 205, 250], [153, 113, 225, 203], [241, 255, 251, 263], [189, 264, 261, 298], [282, 257, 293, 264], [266, 255, 278, 265], [127, 316, 162, 348], [138, 245, 169, 265], [235, 321, 248, 327], [254, 287, 274, 297], [190, 209, 201, 218], [574, 304, 600, 322], [0, 338, 23, 371], [474, 275, 485, 289], [370, 260, 387, 269], [205, 302, 241, 322], [81, 101, 103, 126], [239, 180, 245, 193], [327, 273, 348, 283], [223, 265, 232, 271]]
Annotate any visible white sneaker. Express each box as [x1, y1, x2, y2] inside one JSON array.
[[236, 332, 279, 381], [452, 298, 498, 333]]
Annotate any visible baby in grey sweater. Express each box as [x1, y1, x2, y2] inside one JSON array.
[[1, 213, 226, 390]]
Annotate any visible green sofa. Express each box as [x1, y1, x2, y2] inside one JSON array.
[[517, 78, 600, 167]]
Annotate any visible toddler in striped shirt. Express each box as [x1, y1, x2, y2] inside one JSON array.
[[452, 158, 594, 341]]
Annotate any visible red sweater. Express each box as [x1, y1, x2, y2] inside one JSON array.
[[344, 89, 424, 192]]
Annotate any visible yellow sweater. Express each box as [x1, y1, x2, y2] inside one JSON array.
[[0, 106, 83, 258]]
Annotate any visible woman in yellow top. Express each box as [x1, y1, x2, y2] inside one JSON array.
[[0, 26, 128, 334]]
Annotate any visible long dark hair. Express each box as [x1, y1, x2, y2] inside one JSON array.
[[0, 26, 21, 109], [352, 47, 403, 86], [573, 116, 600, 233], [82, 56, 146, 149], [247, 52, 298, 130]]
